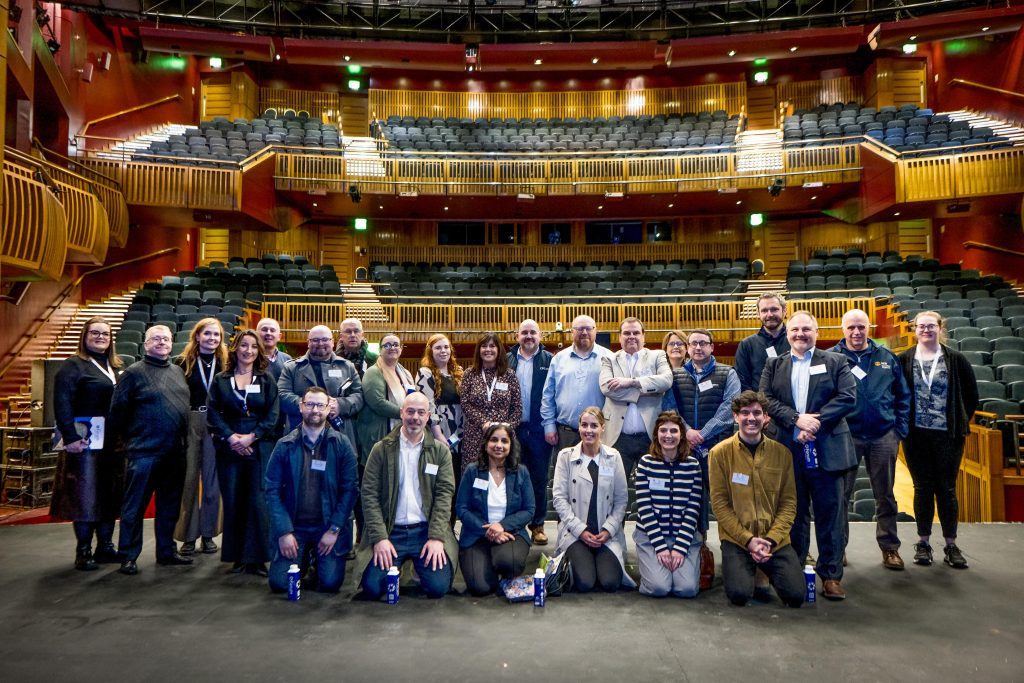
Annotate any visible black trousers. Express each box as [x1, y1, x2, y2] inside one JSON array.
[[720, 541, 805, 608], [903, 427, 966, 540], [612, 432, 651, 480], [118, 453, 186, 561], [458, 536, 530, 596], [566, 540, 622, 593]]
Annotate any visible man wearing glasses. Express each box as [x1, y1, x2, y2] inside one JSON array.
[[264, 387, 359, 594], [107, 325, 192, 575], [672, 328, 741, 530], [540, 314, 612, 453], [598, 317, 673, 477], [278, 325, 363, 454], [335, 318, 378, 380]]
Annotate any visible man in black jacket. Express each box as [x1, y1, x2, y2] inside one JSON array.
[[735, 292, 790, 392], [108, 325, 192, 575]]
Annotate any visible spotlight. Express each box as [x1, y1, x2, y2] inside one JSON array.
[[349, 184, 362, 203], [46, 38, 60, 55], [768, 178, 784, 197]]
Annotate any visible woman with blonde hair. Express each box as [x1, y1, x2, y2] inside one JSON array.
[[174, 317, 228, 555], [416, 334, 465, 458]]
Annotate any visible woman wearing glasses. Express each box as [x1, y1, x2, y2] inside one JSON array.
[[898, 311, 978, 570], [207, 329, 280, 575], [355, 334, 417, 462], [417, 334, 465, 459], [51, 317, 125, 570], [458, 333, 522, 475], [661, 330, 687, 413]]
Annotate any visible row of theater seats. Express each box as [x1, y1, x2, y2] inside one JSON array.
[[138, 113, 342, 164], [376, 111, 743, 154], [784, 103, 1012, 153]]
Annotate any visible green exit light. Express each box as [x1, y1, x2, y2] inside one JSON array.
[[753, 58, 768, 66], [753, 71, 769, 84], [354, 218, 368, 231], [209, 56, 222, 69], [346, 64, 362, 74], [347, 79, 361, 91], [749, 213, 764, 227]]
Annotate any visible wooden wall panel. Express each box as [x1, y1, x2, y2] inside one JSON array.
[[232, 72, 260, 122], [321, 227, 355, 278], [201, 75, 232, 121], [897, 219, 933, 257], [200, 227, 230, 264], [231, 226, 321, 265], [764, 221, 798, 279]]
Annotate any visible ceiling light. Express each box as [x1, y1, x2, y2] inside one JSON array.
[[790, 47, 798, 52], [274, 54, 281, 61], [736, 200, 742, 205], [810, 195, 817, 200], [592, 57, 599, 64], [668, 203, 674, 208], [598, 205, 603, 210], [344, 55, 351, 61], [894, 212, 901, 216], [444, 206, 449, 211], [312, 202, 318, 207], [378, 205, 383, 209], [728, 50, 736, 57], [909, 35, 917, 40], [534, 58, 542, 66], [981, 26, 990, 32]]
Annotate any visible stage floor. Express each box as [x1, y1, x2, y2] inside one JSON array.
[[1, 521, 1021, 682]]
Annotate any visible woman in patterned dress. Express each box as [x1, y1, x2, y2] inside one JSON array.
[[457, 333, 522, 474]]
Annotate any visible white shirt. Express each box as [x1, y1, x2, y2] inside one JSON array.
[[790, 349, 814, 440], [395, 430, 426, 525], [486, 473, 507, 525], [622, 352, 647, 435]]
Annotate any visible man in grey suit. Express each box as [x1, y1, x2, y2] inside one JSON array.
[[599, 317, 673, 477], [759, 311, 857, 601], [277, 325, 364, 452]]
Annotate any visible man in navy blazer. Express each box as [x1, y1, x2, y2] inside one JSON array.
[[759, 311, 857, 601], [264, 387, 359, 594], [507, 319, 554, 545]]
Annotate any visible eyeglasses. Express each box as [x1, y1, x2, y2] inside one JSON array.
[[666, 341, 686, 348], [572, 326, 594, 332], [147, 336, 172, 343], [688, 340, 712, 348], [915, 324, 939, 331], [381, 341, 401, 350], [87, 331, 111, 338], [309, 338, 333, 344], [302, 401, 328, 410]]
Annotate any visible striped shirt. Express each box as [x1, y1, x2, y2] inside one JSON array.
[[635, 454, 702, 555]]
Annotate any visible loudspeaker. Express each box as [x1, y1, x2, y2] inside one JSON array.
[[99, 51, 112, 70], [30, 359, 64, 427]]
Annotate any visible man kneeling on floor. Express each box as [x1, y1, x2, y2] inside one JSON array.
[[265, 387, 358, 594], [709, 390, 805, 608], [359, 392, 458, 599]]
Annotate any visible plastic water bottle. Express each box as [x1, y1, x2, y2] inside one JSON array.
[[328, 414, 345, 431], [386, 566, 400, 604], [287, 563, 301, 601], [804, 565, 816, 604], [803, 442, 819, 470], [534, 568, 546, 607]]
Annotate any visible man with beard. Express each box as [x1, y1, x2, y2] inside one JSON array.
[[264, 387, 359, 594], [257, 317, 292, 381], [336, 318, 378, 380], [541, 314, 611, 452], [735, 293, 789, 392]]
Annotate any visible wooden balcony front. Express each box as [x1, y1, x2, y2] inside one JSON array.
[[2, 160, 68, 281]]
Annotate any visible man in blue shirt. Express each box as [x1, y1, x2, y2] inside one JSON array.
[[540, 314, 611, 453], [508, 319, 554, 545], [830, 308, 911, 570]]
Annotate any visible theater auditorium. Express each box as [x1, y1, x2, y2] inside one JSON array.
[[1, 0, 1023, 680]]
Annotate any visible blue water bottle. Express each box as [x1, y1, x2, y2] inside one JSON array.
[[386, 566, 400, 605], [804, 565, 816, 604], [803, 442, 819, 470], [534, 568, 546, 607], [328, 414, 345, 431], [287, 563, 301, 601]]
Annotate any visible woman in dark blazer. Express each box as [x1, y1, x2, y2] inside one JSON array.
[[207, 329, 280, 575], [455, 423, 535, 596], [898, 311, 979, 570], [50, 317, 124, 570]]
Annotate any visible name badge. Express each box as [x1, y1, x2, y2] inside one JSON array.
[[636, 367, 652, 378], [766, 347, 778, 359], [697, 379, 714, 392], [599, 464, 614, 478], [473, 478, 489, 491], [649, 478, 668, 491], [851, 366, 867, 380], [731, 472, 750, 486], [495, 381, 509, 391], [245, 384, 261, 394], [424, 463, 439, 476], [328, 369, 344, 378], [809, 364, 827, 376], [311, 459, 327, 472]]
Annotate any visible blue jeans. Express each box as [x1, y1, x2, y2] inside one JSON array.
[[118, 453, 185, 561], [789, 449, 845, 581], [360, 523, 453, 599], [269, 525, 346, 594], [517, 423, 550, 528]]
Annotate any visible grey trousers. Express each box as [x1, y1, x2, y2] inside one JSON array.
[[174, 411, 222, 542], [633, 528, 701, 598], [843, 430, 901, 551]]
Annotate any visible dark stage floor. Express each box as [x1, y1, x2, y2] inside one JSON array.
[[1, 521, 1022, 682]]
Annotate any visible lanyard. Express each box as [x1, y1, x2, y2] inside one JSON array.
[[231, 375, 253, 415], [916, 350, 943, 392], [89, 358, 117, 385], [197, 358, 216, 394], [484, 370, 498, 403]]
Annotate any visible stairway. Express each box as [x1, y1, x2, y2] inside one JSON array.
[[735, 129, 784, 175], [339, 282, 390, 324], [50, 292, 136, 360], [88, 123, 189, 161], [944, 110, 1024, 144], [343, 136, 388, 178]]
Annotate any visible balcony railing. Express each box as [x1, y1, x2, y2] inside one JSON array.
[[2, 160, 68, 281]]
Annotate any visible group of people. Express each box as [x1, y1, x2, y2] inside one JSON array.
[[50, 293, 977, 606]]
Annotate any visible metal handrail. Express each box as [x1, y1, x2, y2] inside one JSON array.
[[77, 94, 183, 141]]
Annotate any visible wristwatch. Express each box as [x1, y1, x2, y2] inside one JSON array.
[[328, 525, 342, 535]]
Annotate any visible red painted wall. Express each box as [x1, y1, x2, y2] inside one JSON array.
[[934, 214, 1024, 280], [923, 28, 1024, 121], [80, 227, 198, 301]]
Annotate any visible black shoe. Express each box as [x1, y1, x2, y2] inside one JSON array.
[[943, 543, 968, 569], [201, 538, 219, 554], [179, 541, 196, 555], [156, 552, 194, 566], [119, 560, 139, 576], [228, 562, 245, 574], [94, 545, 120, 564], [913, 541, 933, 566], [75, 549, 99, 571]]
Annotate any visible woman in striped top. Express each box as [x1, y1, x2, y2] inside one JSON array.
[[633, 410, 704, 598]]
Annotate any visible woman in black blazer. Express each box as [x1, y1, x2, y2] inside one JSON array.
[[207, 329, 280, 576], [51, 317, 124, 570], [898, 311, 979, 570], [455, 423, 535, 596]]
